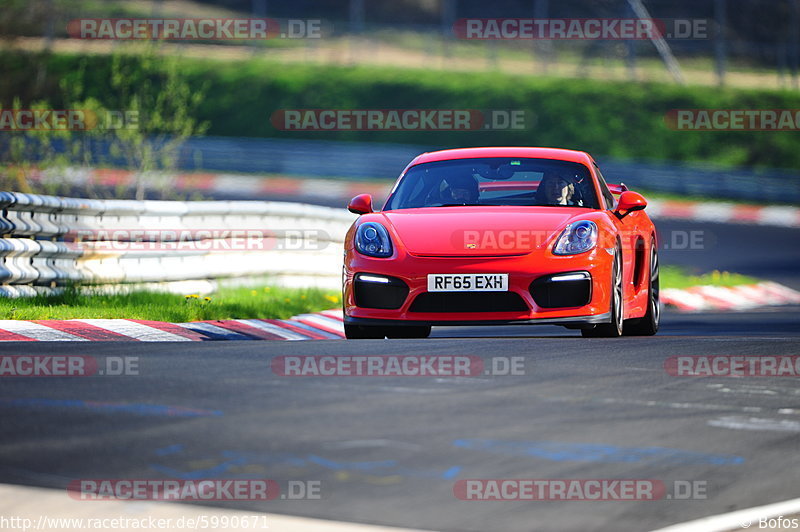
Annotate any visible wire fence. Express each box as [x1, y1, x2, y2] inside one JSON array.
[[7, 0, 799, 90]]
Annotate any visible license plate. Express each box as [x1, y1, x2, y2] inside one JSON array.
[[427, 273, 508, 292]]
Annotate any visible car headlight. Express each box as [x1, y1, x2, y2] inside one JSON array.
[[552, 221, 598, 255], [355, 222, 393, 258]]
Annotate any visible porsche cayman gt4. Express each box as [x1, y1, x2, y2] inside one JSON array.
[[343, 147, 660, 339]]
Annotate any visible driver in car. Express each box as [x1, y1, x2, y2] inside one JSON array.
[[445, 174, 480, 204], [535, 171, 575, 205]]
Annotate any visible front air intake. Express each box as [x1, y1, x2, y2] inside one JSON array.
[[409, 292, 528, 313]]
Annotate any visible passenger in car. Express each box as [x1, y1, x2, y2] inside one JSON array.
[[535, 172, 575, 205]]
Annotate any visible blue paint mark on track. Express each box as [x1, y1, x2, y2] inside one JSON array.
[[441, 466, 461, 480], [155, 444, 185, 456], [150, 459, 247, 479], [149, 447, 462, 480], [452, 439, 744, 465]]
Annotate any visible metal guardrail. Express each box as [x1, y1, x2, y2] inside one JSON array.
[[0, 192, 355, 296]]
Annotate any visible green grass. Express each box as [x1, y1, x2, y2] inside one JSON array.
[[660, 265, 760, 290], [0, 285, 341, 321]]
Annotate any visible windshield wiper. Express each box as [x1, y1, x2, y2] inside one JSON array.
[[434, 203, 484, 207]]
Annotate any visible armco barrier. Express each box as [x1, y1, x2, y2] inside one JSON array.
[[0, 192, 355, 296]]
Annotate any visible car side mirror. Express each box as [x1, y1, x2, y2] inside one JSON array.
[[347, 194, 373, 215], [615, 191, 647, 219]]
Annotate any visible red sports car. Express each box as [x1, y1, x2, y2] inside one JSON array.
[[342, 147, 659, 339]]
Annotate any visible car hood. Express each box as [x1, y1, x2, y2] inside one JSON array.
[[380, 206, 589, 256]]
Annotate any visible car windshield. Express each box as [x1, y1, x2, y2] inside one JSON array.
[[384, 157, 599, 210]]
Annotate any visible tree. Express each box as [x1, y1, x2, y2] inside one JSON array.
[[60, 40, 209, 199]]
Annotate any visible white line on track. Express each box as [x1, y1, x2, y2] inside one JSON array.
[[542, 394, 791, 416], [322, 439, 424, 451], [674, 337, 799, 341], [707, 415, 800, 432], [650, 497, 800, 531]]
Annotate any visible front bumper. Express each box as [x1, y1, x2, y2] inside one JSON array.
[[344, 247, 613, 325], [344, 312, 611, 327]]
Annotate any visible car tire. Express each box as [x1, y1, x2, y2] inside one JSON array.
[[386, 326, 432, 339], [581, 243, 624, 338], [344, 323, 386, 339], [623, 240, 660, 336]]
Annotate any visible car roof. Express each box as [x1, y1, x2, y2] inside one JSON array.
[[408, 147, 595, 168]]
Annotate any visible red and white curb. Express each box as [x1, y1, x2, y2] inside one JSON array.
[[1, 282, 798, 340], [0, 310, 345, 342], [661, 281, 800, 312]]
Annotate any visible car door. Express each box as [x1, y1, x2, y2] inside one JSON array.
[[593, 163, 638, 301]]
